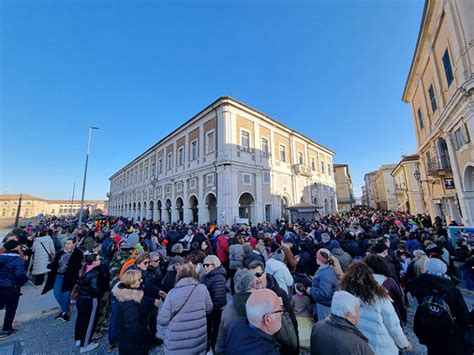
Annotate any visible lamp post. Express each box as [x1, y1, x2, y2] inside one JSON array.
[[413, 170, 439, 185], [70, 176, 78, 216], [78, 126, 99, 226]]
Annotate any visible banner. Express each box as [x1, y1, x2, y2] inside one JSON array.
[[448, 226, 474, 247]]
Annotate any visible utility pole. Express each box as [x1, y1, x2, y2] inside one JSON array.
[[70, 177, 78, 216], [14, 193, 23, 228], [79, 126, 99, 226]]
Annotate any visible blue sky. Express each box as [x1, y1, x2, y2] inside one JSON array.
[[1, 0, 424, 200]]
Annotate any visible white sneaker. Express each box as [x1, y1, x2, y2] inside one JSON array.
[[75, 340, 81, 347], [80, 342, 99, 353]]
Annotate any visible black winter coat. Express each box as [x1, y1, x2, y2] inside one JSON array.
[[113, 284, 149, 355], [42, 248, 83, 294], [410, 273, 470, 355], [296, 250, 316, 276], [202, 266, 227, 312], [77, 268, 101, 298]]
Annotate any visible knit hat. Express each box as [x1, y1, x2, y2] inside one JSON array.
[[316, 248, 331, 264], [321, 233, 330, 242], [272, 249, 285, 263], [3, 240, 20, 251], [125, 232, 139, 249], [425, 257, 447, 276]]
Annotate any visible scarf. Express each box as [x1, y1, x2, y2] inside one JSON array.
[[58, 250, 73, 274]]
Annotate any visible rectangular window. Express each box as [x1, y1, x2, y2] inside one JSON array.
[[281, 175, 289, 186], [178, 147, 184, 166], [311, 158, 316, 171], [442, 48, 454, 87], [190, 178, 197, 189], [206, 173, 215, 186], [145, 166, 149, 179], [454, 124, 470, 150], [417, 108, 424, 129], [176, 182, 183, 192], [298, 152, 303, 165], [261, 137, 269, 157], [158, 159, 163, 174], [242, 173, 251, 185], [191, 140, 198, 160], [241, 131, 250, 151], [279, 145, 286, 162], [263, 171, 271, 184], [321, 161, 325, 174], [165, 185, 171, 194], [166, 153, 173, 170], [265, 204, 271, 222], [327, 163, 331, 175], [151, 161, 156, 176], [428, 84, 437, 113], [206, 131, 215, 154]]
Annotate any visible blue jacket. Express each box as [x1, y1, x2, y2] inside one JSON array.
[[311, 264, 338, 308], [226, 319, 279, 355], [0, 252, 28, 288]]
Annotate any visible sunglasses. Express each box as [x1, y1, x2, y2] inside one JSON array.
[[254, 272, 264, 278], [203, 263, 214, 267], [150, 259, 159, 263], [142, 261, 149, 265]]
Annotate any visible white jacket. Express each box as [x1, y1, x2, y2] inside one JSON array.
[[32, 236, 55, 275], [356, 296, 409, 355], [265, 258, 293, 294]]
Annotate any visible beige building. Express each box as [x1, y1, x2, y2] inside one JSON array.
[[391, 154, 425, 214], [333, 164, 355, 211], [402, 0, 474, 224], [371, 164, 398, 211], [0, 194, 105, 219], [108, 96, 337, 225], [364, 171, 377, 208]]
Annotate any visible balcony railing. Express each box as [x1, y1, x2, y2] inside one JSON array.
[[292, 164, 313, 177], [427, 156, 452, 176]]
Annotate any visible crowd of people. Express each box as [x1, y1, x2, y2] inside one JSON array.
[[1, 207, 473, 355]]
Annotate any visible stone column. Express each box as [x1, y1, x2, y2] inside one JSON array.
[[445, 134, 470, 224]]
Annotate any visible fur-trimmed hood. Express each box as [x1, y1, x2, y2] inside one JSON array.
[[112, 283, 144, 303]]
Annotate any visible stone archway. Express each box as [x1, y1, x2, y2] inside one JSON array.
[[176, 197, 184, 222], [143, 201, 147, 220], [239, 192, 256, 223], [137, 202, 141, 220], [205, 193, 217, 224], [165, 199, 172, 223], [280, 196, 289, 220], [189, 195, 199, 223], [157, 200, 162, 221], [464, 166, 474, 191]]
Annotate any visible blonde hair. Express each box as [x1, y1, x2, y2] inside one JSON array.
[[121, 269, 142, 288]]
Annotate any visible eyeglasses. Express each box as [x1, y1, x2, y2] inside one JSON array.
[[264, 306, 285, 317], [203, 263, 214, 268], [150, 259, 159, 263], [254, 272, 264, 278]]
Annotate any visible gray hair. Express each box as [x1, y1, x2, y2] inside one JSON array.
[[330, 291, 360, 318], [246, 295, 275, 326], [149, 252, 161, 260], [234, 268, 256, 293], [203, 255, 221, 268]]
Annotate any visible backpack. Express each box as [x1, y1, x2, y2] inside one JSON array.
[[413, 290, 456, 345], [119, 250, 137, 280]]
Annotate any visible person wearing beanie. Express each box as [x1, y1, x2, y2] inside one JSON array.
[[309, 248, 339, 321], [265, 248, 293, 295], [0, 239, 28, 338], [320, 233, 340, 252], [409, 257, 470, 355]]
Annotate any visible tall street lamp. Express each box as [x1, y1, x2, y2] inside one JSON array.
[[70, 176, 79, 216], [79, 126, 99, 226]]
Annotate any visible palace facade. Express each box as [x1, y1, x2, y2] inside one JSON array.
[[108, 97, 337, 225]]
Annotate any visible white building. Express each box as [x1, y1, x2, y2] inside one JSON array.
[[108, 97, 337, 225]]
